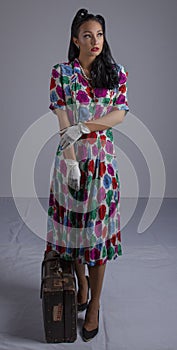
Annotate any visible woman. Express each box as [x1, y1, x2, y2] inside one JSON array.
[[46, 8, 129, 341]]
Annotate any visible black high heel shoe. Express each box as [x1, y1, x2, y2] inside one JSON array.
[[77, 275, 90, 312], [82, 306, 99, 342]]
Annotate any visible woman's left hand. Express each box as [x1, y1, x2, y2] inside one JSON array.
[[59, 122, 90, 150]]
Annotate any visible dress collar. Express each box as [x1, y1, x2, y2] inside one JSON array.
[[73, 57, 81, 73], [71, 58, 92, 87]]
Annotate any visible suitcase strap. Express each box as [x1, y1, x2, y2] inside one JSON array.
[[40, 252, 75, 299], [41, 256, 75, 280], [40, 272, 63, 299]]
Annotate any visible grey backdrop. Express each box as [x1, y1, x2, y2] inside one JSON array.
[[1, 0, 177, 198]]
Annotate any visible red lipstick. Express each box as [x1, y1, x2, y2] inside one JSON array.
[[91, 47, 99, 52]]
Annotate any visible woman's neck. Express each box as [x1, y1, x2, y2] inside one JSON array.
[[77, 55, 95, 71]]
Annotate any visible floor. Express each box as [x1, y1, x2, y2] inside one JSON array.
[[0, 197, 177, 350]]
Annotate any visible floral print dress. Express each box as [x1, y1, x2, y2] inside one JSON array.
[[46, 58, 129, 266]]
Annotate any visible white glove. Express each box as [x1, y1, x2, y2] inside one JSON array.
[[65, 159, 81, 191], [59, 122, 90, 151]]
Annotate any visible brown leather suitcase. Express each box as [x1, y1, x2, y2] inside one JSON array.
[[40, 250, 77, 343]]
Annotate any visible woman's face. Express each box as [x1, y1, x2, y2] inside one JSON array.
[[73, 20, 104, 59]]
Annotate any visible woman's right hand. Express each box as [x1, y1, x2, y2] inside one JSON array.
[[65, 159, 81, 191]]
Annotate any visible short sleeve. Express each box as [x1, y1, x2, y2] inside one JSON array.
[[113, 64, 129, 115], [49, 64, 66, 112]]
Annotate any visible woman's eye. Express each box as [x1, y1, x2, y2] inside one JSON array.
[[83, 33, 103, 39]]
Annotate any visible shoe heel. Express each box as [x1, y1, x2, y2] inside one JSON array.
[[82, 308, 99, 342]]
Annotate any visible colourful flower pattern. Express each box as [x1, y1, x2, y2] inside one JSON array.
[[46, 58, 129, 266]]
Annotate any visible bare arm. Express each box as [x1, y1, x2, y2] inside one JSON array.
[[83, 108, 126, 132]]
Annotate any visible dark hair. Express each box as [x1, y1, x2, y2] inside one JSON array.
[[68, 8, 119, 89]]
